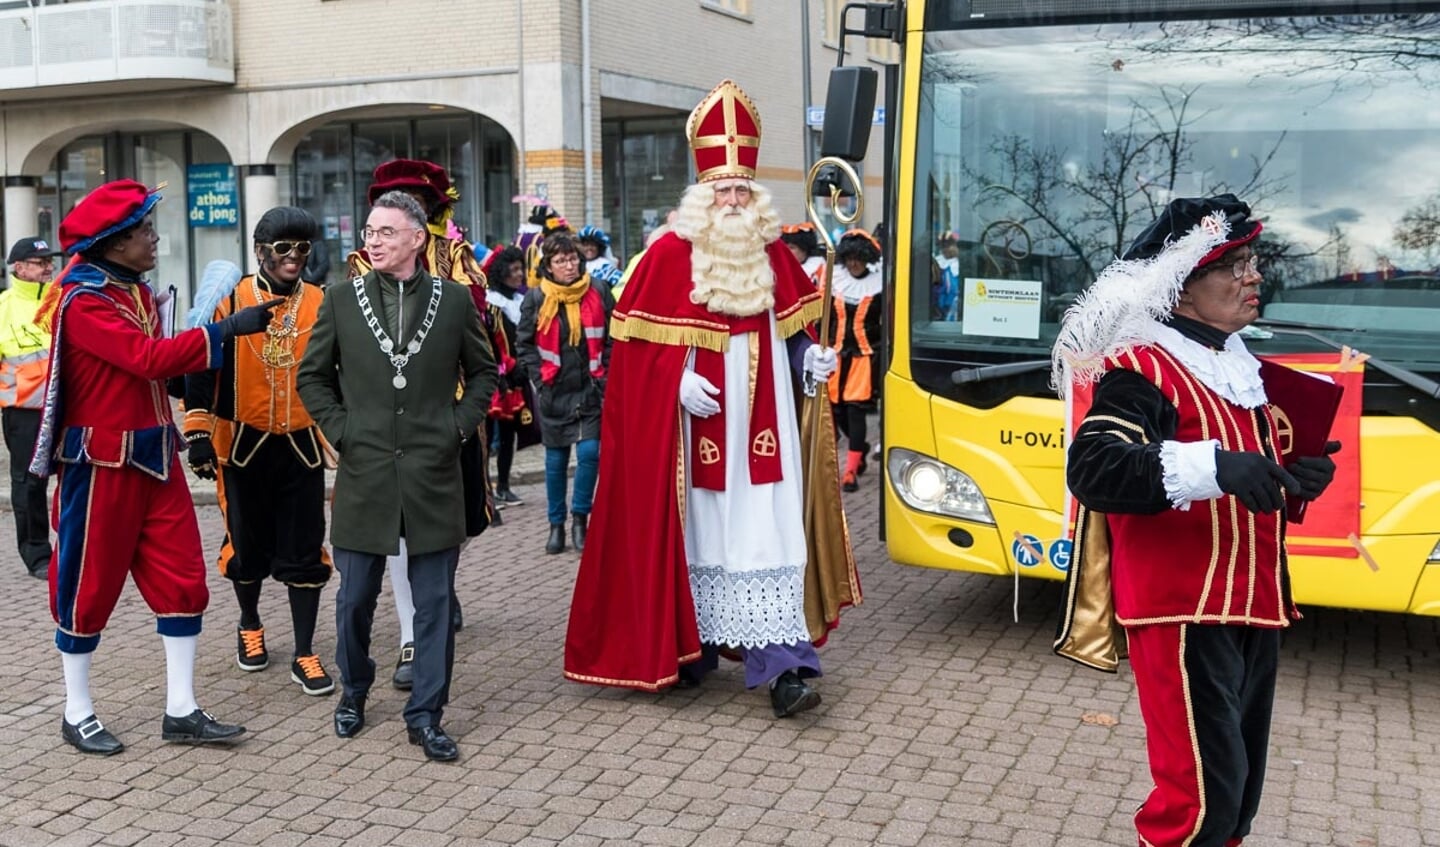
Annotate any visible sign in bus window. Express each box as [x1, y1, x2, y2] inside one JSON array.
[[960, 278, 1042, 339]]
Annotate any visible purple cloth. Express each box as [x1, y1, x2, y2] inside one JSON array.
[[679, 641, 822, 689], [786, 333, 815, 377]]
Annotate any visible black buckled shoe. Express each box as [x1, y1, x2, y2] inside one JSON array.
[[333, 695, 366, 738], [545, 523, 566, 555], [392, 642, 415, 690], [769, 671, 821, 718], [571, 513, 588, 552], [61, 714, 124, 755], [407, 724, 459, 762], [161, 708, 247, 745]]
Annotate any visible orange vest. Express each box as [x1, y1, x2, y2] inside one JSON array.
[[186, 277, 323, 466]]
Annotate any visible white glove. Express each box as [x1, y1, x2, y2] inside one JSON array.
[[679, 369, 721, 418], [804, 345, 838, 381]]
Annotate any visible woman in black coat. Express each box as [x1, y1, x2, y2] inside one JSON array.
[[515, 233, 615, 554]]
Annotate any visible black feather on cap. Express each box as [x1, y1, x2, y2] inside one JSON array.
[[1122, 193, 1262, 268]]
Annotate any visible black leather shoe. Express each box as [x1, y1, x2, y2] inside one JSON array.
[[571, 513, 588, 552], [407, 724, 459, 762], [27, 562, 48, 580], [61, 714, 124, 755], [545, 523, 566, 555], [392, 642, 414, 690], [333, 695, 366, 738], [161, 708, 247, 745], [769, 671, 821, 718]]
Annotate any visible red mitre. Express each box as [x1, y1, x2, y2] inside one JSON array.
[[368, 159, 455, 208], [687, 79, 761, 183], [59, 179, 161, 254]]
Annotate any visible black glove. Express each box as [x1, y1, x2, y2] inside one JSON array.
[[1286, 440, 1342, 501], [1214, 449, 1300, 514], [188, 435, 218, 480], [215, 298, 285, 338]]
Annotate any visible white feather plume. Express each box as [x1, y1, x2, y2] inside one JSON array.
[[1050, 211, 1230, 396], [187, 260, 244, 329]]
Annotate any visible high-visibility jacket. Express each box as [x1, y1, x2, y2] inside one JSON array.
[[0, 275, 53, 410]]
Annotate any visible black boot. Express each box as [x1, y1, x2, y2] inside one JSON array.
[[769, 671, 821, 718], [546, 523, 566, 555], [571, 513, 588, 552]]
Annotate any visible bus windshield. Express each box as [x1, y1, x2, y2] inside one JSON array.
[[912, 13, 1440, 406]]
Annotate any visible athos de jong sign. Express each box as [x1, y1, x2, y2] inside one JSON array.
[[187, 164, 239, 227]]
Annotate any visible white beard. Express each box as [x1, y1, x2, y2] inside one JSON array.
[[687, 204, 776, 317]]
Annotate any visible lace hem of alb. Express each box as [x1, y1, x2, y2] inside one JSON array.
[[689, 566, 809, 649]]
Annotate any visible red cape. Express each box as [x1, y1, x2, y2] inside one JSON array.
[[563, 233, 821, 690]]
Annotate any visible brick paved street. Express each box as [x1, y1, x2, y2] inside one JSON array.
[[2, 458, 1440, 846]]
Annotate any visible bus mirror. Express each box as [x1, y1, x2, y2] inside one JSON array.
[[820, 65, 877, 162]]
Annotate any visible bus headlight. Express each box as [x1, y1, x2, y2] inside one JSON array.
[[1428, 539, 1440, 564], [887, 448, 995, 525]]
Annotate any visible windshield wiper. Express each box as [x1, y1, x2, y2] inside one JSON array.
[[951, 359, 1051, 385], [1252, 318, 1440, 399]]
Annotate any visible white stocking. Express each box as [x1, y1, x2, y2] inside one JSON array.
[[62, 652, 95, 724], [161, 634, 199, 718], [387, 538, 415, 645]]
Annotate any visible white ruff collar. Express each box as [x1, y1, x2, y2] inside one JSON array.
[[1144, 320, 1268, 409]]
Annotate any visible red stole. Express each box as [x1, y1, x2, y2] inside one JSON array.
[[689, 312, 782, 491], [535, 286, 608, 385]]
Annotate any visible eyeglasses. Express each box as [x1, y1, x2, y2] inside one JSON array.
[[20, 258, 55, 267], [362, 226, 417, 242], [259, 240, 313, 258], [549, 253, 582, 266], [1219, 255, 1260, 279]]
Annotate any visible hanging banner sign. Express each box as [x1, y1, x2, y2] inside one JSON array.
[[187, 164, 239, 227]]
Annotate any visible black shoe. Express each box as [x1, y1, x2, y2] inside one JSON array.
[[496, 489, 523, 506], [61, 714, 124, 755], [571, 513, 588, 552], [392, 642, 415, 690], [842, 476, 859, 493], [333, 695, 366, 738], [161, 708, 247, 745], [407, 725, 459, 762], [452, 602, 464, 633], [27, 561, 48, 580], [545, 523, 566, 555], [236, 626, 269, 672], [769, 671, 821, 718], [290, 655, 335, 696]]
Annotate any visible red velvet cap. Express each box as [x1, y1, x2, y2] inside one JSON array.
[[59, 179, 160, 254], [368, 159, 455, 209]]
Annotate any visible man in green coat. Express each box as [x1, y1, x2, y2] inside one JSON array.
[[297, 190, 496, 762]]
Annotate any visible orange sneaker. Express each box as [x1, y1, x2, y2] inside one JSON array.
[[236, 627, 268, 672], [291, 654, 335, 696]]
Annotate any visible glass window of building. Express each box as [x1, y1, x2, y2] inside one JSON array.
[[601, 116, 690, 260], [293, 112, 516, 284]]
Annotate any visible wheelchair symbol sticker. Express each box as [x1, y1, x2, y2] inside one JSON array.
[[1048, 539, 1073, 573], [1011, 532, 1044, 567]]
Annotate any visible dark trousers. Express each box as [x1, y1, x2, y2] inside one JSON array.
[[834, 402, 869, 453], [3, 407, 51, 573], [1127, 623, 1280, 847], [334, 545, 459, 728], [216, 436, 329, 585]]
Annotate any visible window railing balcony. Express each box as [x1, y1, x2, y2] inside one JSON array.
[[0, 0, 233, 100]]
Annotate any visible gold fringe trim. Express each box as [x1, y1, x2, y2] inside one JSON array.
[[776, 296, 822, 339], [613, 313, 730, 352]]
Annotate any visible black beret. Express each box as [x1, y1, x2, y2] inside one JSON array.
[[1122, 194, 1261, 266]]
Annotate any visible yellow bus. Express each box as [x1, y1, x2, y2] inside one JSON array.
[[880, 0, 1440, 614]]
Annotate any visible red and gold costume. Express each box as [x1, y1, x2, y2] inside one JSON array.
[[564, 80, 859, 698], [33, 183, 225, 654], [1054, 196, 1336, 847]]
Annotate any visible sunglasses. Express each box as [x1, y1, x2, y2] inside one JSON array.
[[259, 240, 313, 258]]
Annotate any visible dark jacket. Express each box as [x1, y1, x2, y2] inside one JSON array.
[[515, 279, 615, 448], [296, 268, 497, 556]]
